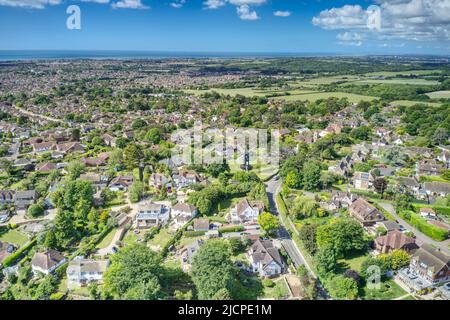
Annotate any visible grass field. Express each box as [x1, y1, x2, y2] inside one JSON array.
[[0, 229, 29, 246], [364, 70, 443, 77], [275, 91, 377, 103], [390, 100, 441, 107], [262, 277, 290, 299], [426, 90, 450, 99], [356, 79, 440, 86]]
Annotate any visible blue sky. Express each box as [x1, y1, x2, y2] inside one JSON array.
[[0, 0, 449, 54]]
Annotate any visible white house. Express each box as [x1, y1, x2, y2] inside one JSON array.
[[247, 239, 283, 277], [31, 249, 66, 275], [228, 198, 265, 224], [171, 202, 197, 226], [66, 257, 109, 289], [135, 202, 170, 229]]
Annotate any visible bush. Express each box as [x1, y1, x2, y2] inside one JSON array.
[[262, 279, 275, 288], [183, 231, 206, 238], [218, 226, 245, 234], [49, 292, 65, 300]]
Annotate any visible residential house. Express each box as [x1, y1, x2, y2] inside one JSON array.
[[149, 173, 169, 190], [0, 190, 15, 205], [36, 162, 57, 173], [327, 191, 357, 211], [31, 249, 66, 275], [374, 230, 418, 254], [353, 171, 374, 191], [247, 239, 284, 277], [172, 171, 201, 190], [419, 208, 437, 220], [56, 142, 85, 154], [423, 182, 450, 198], [180, 239, 203, 272], [66, 257, 109, 289], [171, 202, 198, 226], [135, 202, 170, 229], [102, 134, 116, 147], [109, 175, 135, 192], [437, 148, 450, 169], [80, 152, 110, 167], [397, 177, 421, 196], [193, 218, 210, 232], [228, 198, 265, 224], [398, 244, 450, 291], [349, 197, 385, 226], [416, 160, 444, 177], [32, 141, 55, 154], [14, 190, 38, 211]]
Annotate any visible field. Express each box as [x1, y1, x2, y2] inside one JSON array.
[[364, 70, 443, 77], [390, 100, 441, 107], [0, 229, 29, 246], [355, 79, 439, 86], [274, 91, 376, 103], [426, 90, 450, 99]]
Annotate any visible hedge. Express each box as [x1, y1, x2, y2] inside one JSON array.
[[218, 226, 245, 234], [2, 239, 37, 267], [399, 211, 449, 242], [183, 231, 206, 238]]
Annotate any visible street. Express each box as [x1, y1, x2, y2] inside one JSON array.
[[378, 202, 450, 255]]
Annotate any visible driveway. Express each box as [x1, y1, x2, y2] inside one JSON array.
[[378, 202, 450, 255]]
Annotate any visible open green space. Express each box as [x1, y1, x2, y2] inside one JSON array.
[[0, 229, 29, 246]]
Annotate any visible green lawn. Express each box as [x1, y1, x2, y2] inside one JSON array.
[[95, 228, 116, 249], [262, 278, 290, 299], [390, 100, 441, 107], [0, 229, 29, 246], [361, 278, 407, 300], [274, 91, 377, 103], [147, 227, 175, 249], [337, 252, 369, 273], [122, 230, 140, 246], [356, 79, 439, 86]]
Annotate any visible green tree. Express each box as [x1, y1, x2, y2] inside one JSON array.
[[316, 218, 366, 256], [44, 229, 58, 249], [257, 212, 280, 236], [123, 143, 144, 170], [285, 170, 302, 189], [390, 249, 411, 270], [326, 275, 358, 300], [145, 128, 162, 144], [191, 239, 235, 300], [302, 162, 321, 191], [103, 244, 163, 300], [27, 203, 44, 218], [314, 244, 337, 276]]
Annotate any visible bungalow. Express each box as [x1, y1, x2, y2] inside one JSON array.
[[79, 173, 108, 192], [36, 162, 57, 173], [109, 175, 135, 192], [66, 257, 109, 289], [228, 198, 265, 224], [397, 177, 421, 196], [374, 230, 418, 254], [171, 202, 197, 226], [102, 134, 116, 147], [193, 218, 210, 232], [423, 182, 450, 198], [419, 208, 437, 220], [247, 239, 284, 277], [135, 202, 170, 229], [80, 152, 110, 167], [31, 249, 66, 275], [32, 141, 55, 153], [415, 160, 444, 177], [56, 142, 85, 154], [14, 190, 38, 210], [349, 197, 385, 226]]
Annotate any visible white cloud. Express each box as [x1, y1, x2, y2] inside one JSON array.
[[79, 0, 110, 3], [236, 4, 258, 20], [337, 31, 364, 41], [313, 0, 450, 42], [203, 0, 226, 9], [112, 0, 149, 9], [274, 10, 291, 17], [0, 0, 61, 9], [170, 0, 186, 9], [203, 0, 265, 20]]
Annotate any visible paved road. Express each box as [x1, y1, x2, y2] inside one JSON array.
[[379, 202, 450, 255]]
